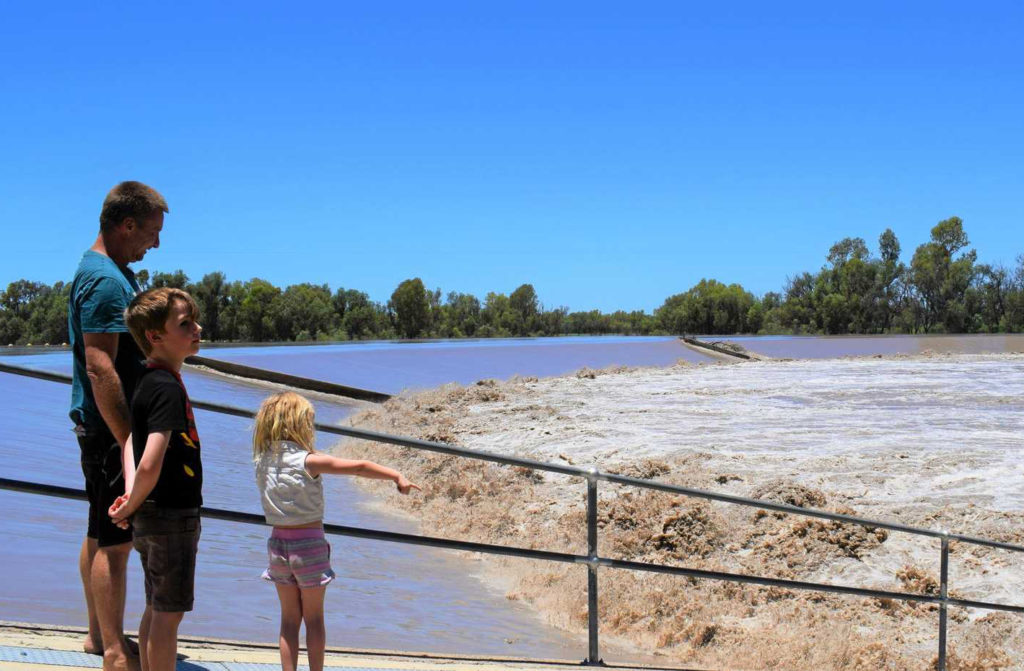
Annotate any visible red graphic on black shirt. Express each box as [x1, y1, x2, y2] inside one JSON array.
[[146, 362, 200, 448]]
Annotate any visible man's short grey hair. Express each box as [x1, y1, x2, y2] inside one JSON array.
[[99, 181, 168, 232]]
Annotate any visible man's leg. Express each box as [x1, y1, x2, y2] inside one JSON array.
[[146, 611, 183, 671], [80, 537, 102, 654], [79, 438, 106, 655], [92, 540, 138, 671], [87, 429, 138, 670], [137, 606, 152, 671]]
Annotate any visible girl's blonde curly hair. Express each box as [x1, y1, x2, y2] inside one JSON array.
[[252, 392, 316, 460]]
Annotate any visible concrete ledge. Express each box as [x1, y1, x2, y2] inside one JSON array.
[[185, 355, 391, 403], [680, 338, 761, 361], [0, 621, 687, 671]]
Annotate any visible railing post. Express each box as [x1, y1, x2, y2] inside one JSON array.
[[938, 532, 949, 671], [585, 467, 603, 666]]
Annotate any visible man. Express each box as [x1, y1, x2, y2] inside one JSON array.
[[69, 181, 167, 671]]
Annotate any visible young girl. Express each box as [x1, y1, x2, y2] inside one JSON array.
[[253, 392, 420, 671]]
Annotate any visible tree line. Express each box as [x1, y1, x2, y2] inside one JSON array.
[[3, 216, 1023, 345]]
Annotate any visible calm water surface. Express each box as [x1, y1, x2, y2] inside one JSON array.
[[722, 333, 1024, 359], [201, 335, 710, 394]]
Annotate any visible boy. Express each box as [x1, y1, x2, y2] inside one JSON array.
[[109, 287, 203, 671]]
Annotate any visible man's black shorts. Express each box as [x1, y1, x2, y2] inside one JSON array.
[[77, 424, 133, 547]]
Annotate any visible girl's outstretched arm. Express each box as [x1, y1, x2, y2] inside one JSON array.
[[305, 453, 421, 494]]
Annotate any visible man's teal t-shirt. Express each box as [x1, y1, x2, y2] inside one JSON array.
[[68, 250, 145, 428]]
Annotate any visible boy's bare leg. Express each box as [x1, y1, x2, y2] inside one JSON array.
[[137, 606, 153, 671], [300, 587, 327, 671], [146, 611, 183, 671], [91, 541, 138, 671], [275, 584, 303, 671], [80, 538, 103, 653]]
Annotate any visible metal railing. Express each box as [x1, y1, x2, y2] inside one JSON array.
[[1, 359, 1022, 670]]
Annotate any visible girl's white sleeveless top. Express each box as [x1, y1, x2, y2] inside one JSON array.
[[255, 440, 325, 526]]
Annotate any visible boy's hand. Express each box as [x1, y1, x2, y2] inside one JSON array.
[[109, 493, 132, 529], [396, 476, 421, 495]]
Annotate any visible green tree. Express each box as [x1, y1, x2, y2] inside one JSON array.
[[826, 237, 869, 267], [566, 309, 611, 334], [270, 283, 336, 340], [427, 287, 443, 337], [1006, 255, 1024, 332], [971, 264, 1010, 332], [150, 269, 189, 289], [909, 217, 977, 332], [875, 229, 905, 332], [389, 278, 430, 339], [758, 291, 784, 333], [189, 272, 228, 341], [539, 305, 569, 335], [481, 292, 514, 336], [334, 289, 378, 339], [509, 284, 539, 336], [813, 236, 879, 334], [656, 279, 757, 334], [778, 273, 816, 333], [0, 281, 38, 344], [26, 282, 70, 344], [237, 278, 280, 341], [440, 292, 482, 337], [0, 280, 70, 345]]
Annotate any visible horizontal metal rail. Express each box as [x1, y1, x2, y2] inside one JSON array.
[[3, 474, 1022, 618], [185, 354, 392, 402], [3, 358, 1023, 670], [0, 476, 581, 566]]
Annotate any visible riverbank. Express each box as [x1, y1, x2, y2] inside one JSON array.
[[338, 353, 1024, 670]]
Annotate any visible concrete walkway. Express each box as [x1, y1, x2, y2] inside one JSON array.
[[0, 622, 672, 671]]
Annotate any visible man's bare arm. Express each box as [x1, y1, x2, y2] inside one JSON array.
[[83, 332, 131, 447]]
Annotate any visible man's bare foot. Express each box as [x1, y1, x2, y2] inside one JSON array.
[[84, 636, 139, 657], [102, 648, 141, 671], [83, 634, 102, 655]]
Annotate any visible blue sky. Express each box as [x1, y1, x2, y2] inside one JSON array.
[[2, 2, 1022, 312]]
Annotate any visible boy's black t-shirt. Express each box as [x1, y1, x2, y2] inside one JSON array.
[[130, 366, 203, 508]]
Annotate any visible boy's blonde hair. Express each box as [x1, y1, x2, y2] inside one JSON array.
[[124, 287, 200, 355], [253, 392, 316, 459]]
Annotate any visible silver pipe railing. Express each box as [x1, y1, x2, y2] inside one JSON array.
[[2, 359, 1022, 670]]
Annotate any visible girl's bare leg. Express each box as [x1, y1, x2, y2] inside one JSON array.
[[300, 586, 327, 671], [275, 584, 303, 671]]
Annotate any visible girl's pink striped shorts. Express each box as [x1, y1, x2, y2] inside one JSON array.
[[262, 526, 336, 589]]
